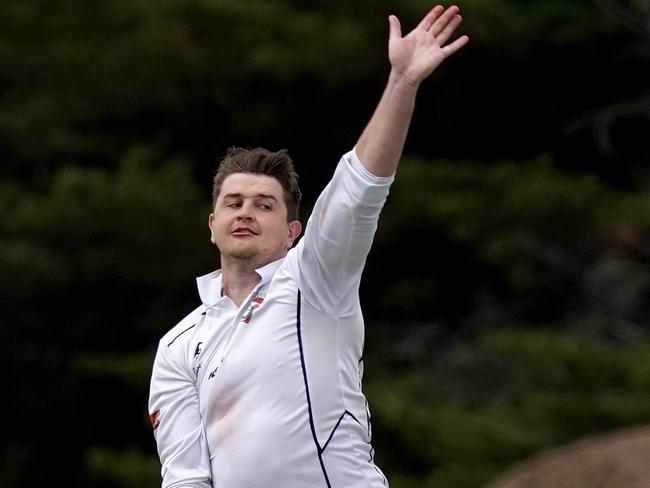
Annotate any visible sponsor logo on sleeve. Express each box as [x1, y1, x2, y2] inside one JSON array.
[[150, 410, 160, 430]]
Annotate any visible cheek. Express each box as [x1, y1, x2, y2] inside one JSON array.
[[210, 216, 229, 237], [266, 219, 290, 242]]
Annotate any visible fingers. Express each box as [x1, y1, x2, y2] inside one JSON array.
[[388, 15, 402, 40], [435, 13, 463, 46], [430, 5, 460, 37], [417, 5, 445, 31], [442, 34, 470, 57]]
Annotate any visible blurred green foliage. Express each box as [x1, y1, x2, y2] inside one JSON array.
[[0, 0, 648, 487], [366, 156, 650, 328], [85, 445, 161, 488], [365, 329, 650, 488], [0, 146, 210, 487]]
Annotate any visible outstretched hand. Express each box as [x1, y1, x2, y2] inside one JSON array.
[[388, 5, 469, 86], [355, 5, 469, 176]]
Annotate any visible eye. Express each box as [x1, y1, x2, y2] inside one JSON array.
[[226, 201, 242, 209], [259, 203, 272, 211]]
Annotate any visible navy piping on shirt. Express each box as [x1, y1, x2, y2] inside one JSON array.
[[296, 290, 332, 488], [167, 322, 198, 347], [321, 410, 360, 452], [166, 311, 206, 347], [296, 290, 387, 487]]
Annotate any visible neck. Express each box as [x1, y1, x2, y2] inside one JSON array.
[[220, 257, 262, 306]]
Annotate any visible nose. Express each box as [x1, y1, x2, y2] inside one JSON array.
[[236, 202, 254, 221]]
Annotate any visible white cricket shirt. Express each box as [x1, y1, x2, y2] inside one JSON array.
[[149, 149, 393, 488]]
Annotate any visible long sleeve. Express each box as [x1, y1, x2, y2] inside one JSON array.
[[290, 148, 393, 317], [149, 338, 212, 488]]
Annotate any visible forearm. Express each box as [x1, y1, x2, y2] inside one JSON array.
[[355, 70, 419, 177], [355, 6, 468, 177], [149, 339, 212, 488]]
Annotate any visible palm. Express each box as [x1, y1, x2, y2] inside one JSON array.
[[388, 5, 469, 85]]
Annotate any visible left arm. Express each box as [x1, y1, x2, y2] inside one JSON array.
[[290, 6, 468, 315], [356, 5, 469, 176]]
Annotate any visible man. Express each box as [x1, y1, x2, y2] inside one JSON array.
[[149, 5, 468, 487]]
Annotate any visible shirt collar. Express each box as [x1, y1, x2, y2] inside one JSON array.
[[196, 256, 285, 307]]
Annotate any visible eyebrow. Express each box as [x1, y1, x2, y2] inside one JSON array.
[[222, 192, 278, 201]]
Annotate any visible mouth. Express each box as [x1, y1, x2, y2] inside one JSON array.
[[232, 227, 258, 237]]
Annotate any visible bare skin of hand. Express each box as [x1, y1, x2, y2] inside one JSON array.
[[355, 5, 469, 176], [388, 5, 469, 86]]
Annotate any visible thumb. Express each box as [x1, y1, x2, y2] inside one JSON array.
[[388, 15, 402, 40]]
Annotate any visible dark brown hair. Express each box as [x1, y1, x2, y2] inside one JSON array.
[[212, 147, 302, 221]]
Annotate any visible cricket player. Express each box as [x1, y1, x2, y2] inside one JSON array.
[[149, 5, 468, 487]]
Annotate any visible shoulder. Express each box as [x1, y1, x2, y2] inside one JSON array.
[[158, 305, 205, 350]]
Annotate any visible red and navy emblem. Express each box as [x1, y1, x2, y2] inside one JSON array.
[[242, 296, 264, 324]]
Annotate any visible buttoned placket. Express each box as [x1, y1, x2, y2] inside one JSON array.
[[196, 282, 268, 387]]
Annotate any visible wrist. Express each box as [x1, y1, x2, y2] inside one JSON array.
[[388, 68, 422, 91], [387, 69, 421, 100]]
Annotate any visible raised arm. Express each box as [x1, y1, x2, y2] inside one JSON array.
[[356, 5, 469, 177]]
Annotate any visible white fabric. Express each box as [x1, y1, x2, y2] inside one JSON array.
[[149, 149, 393, 488]]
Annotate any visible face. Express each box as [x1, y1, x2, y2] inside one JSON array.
[[209, 173, 302, 268]]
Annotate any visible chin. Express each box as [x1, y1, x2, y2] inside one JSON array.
[[227, 248, 258, 260]]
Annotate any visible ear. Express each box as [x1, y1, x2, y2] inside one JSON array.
[[286, 220, 302, 249], [208, 213, 217, 244]]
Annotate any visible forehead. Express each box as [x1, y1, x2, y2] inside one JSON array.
[[219, 173, 285, 200]]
